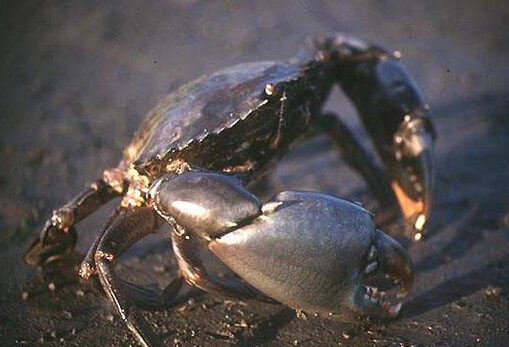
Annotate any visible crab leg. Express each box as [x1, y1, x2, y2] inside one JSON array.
[[23, 171, 125, 267], [94, 206, 166, 347], [79, 205, 124, 277], [69, 203, 175, 310], [315, 34, 436, 238]]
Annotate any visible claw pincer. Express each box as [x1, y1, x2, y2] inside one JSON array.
[[150, 171, 413, 319]]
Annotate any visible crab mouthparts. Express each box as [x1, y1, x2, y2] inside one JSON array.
[[355, 231, 414, 318]]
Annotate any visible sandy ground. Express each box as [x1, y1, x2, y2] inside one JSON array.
[[1, 1, 509, 346]]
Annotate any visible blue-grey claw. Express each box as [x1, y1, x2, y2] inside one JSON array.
[[208, 191, 413, 319]]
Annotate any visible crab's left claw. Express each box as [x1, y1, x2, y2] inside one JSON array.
[[387, 115, 436, 239], [337, 50, 437, 239], [363, 60, 436, 240], [372, 60, 436, 240]]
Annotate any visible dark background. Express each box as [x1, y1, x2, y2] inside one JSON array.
[[1, 1, 508, 346]]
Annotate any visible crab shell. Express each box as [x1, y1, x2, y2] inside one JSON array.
[[121, 61, 321, 182]]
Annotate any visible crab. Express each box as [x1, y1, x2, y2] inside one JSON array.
[[23, 33, 435, 347]]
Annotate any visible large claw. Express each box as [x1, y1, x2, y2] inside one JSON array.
[[150, 172, 414, 319], [207, 191, 414, 319]]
